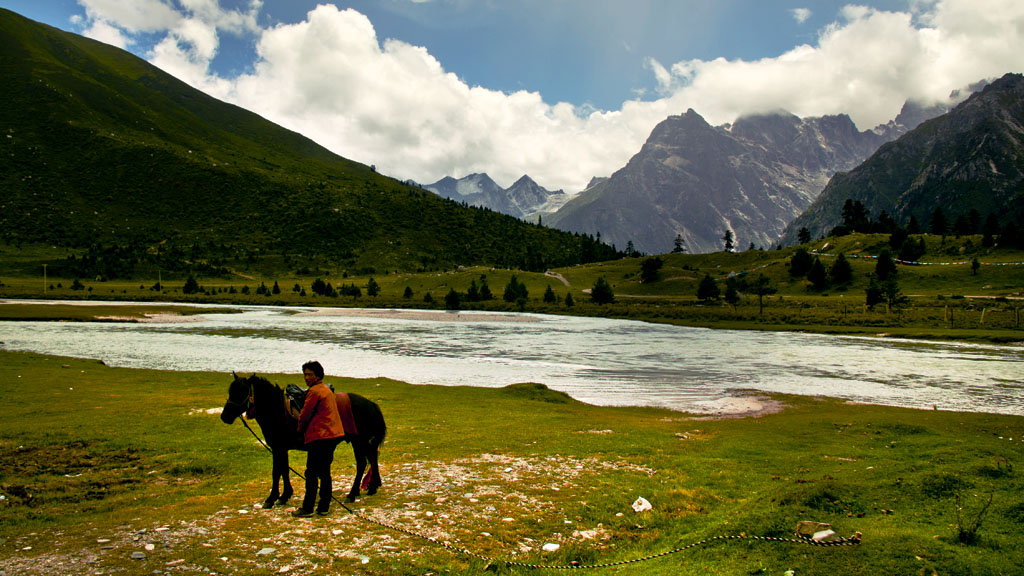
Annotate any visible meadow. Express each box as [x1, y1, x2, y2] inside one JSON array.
[[2, 233, 1022, 343], [1, 350, 1022, 575]]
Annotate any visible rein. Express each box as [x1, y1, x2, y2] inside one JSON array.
[[231, 417, 861, 570]]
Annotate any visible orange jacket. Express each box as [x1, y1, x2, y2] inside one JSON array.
[[297, 382, 344, 444]]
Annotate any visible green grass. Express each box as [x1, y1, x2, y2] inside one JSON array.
[[1, 350, 1022, 575], [3, 232, 1023, 343]]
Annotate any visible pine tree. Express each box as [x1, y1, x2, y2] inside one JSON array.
[[875, 250, 897, 281], [789, 248, 813, 277], [640, 257, 663, 283], [722, 230, 734, 252], [724, 277, 741, 308], [697, 274, 720, 301], [672, 234, 687, 253], [543, 284, 557, 303], [750, 274, 776, 316], [829, 253, 853, 285], [466, 280, 480, 302], [444, 288, 461, 310], [807, 257, 828, 291], [590, 277, 615, 304]]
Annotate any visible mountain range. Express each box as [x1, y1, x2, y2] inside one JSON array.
[[426, 97, 962, 254], [422, 174, 570, 221], [781, 73, 1024, 244], [485, 99, 957, 254]]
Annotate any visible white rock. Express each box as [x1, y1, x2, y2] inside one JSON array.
[[256, 547, 276, 555], [632, 497, 652, 513], [812, 529, 837, 542], [542, 543, 560, 552]]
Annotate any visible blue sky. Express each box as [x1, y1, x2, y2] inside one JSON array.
[[4, 1, 1023, 191]]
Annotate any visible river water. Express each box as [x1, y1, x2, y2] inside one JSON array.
[[1, 301, 1022, 415]]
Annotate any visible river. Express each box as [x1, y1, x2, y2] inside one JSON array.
[[1, 301, 1022, 415]]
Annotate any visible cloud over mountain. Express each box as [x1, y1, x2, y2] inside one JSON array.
[[71, 0, 1024, 193]]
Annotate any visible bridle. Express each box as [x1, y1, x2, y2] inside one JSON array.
[[224, 375, 254, 416]]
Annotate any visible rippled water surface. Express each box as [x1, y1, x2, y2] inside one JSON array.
[[2, 302, 1022, 415]]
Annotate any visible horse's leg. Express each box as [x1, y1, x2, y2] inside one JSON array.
[[347, 440, 367, 502], [278, 449, 293, 505], [366, 442, 382, 495], [263, 447, 284, 509]]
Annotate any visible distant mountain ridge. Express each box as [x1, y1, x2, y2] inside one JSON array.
[[780, 73, 1024, 244], [423, 174, 569, 220], [545, 98, 956, 254]]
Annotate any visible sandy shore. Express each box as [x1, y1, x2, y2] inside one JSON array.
[[689, 394, 786, 419], [94, 313, 207, 323], [295, 307, 541, 323]]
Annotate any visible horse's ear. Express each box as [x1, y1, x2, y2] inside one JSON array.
[[232, 371, 238, 379]]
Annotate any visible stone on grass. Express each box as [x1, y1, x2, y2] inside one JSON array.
[[631, 497, 652, 513]]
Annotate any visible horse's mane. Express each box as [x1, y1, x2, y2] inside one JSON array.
[[248, 374, 284, 392]]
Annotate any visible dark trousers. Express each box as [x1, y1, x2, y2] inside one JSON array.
[[303, 438, 341, 512]]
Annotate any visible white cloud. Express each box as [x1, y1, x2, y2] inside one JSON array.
[[81, 18, 131, 49], [72, 0, 1024, 193], [792, 8, 812, 24]]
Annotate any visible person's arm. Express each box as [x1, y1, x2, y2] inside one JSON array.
[[297, 387, 321, 433]]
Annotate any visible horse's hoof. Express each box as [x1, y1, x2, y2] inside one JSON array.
[[367, 486, 378, 496], [346, 493, 358, 503], [262, 498, 276, 509], [277, 496, 290, 505]]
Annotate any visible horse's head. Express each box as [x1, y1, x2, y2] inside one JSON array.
[[221, 372, 253, 424]]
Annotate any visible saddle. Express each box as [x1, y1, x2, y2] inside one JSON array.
[[285, 383, 358, 437]]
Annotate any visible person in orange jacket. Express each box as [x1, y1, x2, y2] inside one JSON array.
[[292, 360, 344, 517]]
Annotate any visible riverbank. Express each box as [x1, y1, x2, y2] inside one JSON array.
[[1, 296, 1023, 346], [1, 350, 1022, 575]]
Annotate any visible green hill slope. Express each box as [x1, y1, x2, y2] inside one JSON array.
[[0, 8, 618, 276]]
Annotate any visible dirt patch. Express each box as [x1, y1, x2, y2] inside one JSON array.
[[0, 441, 142, 507], [0, 453, 658, 575]]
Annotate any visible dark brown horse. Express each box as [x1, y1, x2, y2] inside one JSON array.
[[220, 373, 386, 508]]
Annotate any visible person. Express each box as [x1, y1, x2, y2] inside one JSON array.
[[292, 360, 344, 517]]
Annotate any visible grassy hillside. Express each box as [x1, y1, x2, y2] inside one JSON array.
[[1, 351, 1022, 575], [0, 8, 619, 274]]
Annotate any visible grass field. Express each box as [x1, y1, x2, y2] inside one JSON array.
[[2, 233, 1023, 343], [1, 350, 1022, 575]]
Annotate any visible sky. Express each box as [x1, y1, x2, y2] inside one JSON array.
[[4, 1, 1024, 193]]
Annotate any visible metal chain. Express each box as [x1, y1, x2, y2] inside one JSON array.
[[236, 418, 861, 570]]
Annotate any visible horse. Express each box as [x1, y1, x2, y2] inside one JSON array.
[[220, 373, 386, 508]]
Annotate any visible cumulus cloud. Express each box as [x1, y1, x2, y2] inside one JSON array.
[[72, 0, 1024, 193]]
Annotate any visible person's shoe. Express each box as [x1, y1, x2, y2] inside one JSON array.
[[291, 508, 314, 518], [316, 509, 330, 516]]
